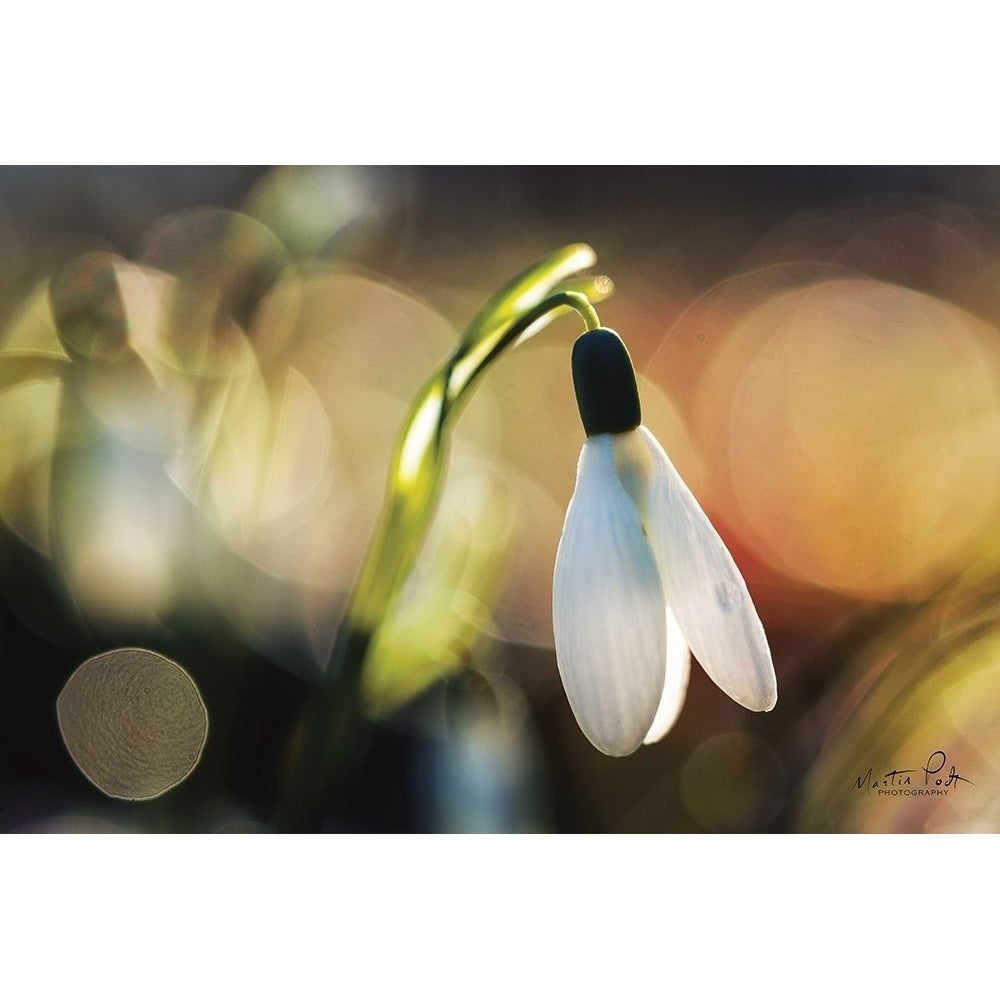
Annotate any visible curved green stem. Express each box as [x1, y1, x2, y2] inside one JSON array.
[[273, 252, 609, 831], [445, 290, 602, 408]]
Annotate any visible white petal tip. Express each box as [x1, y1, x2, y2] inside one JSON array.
[[735, 681, 777, 713], [588, 734, 643, 757]]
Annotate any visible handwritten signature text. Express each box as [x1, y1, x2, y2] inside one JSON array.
[[854, 750, 973, 796]]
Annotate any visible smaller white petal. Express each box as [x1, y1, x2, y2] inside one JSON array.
[[553, 436, 667, 756], [643, 608, 691, 745], [637, 426, 777, 712]]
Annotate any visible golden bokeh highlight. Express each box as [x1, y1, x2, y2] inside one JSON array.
[[56, 648, 208, 801], [681, 276, 1000, 600]]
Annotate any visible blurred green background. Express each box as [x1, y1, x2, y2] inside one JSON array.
[[4, 165, 1000, 833]]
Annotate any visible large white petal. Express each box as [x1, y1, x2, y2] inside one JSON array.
[[553, 435, 667, 756], [635, 425, 777, 712], [643, 607, 691, 744]]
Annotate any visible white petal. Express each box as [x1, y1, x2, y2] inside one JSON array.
[[643, 607, 692, 744], [553, 435, 667, 756], [636, 425, 777, 712]]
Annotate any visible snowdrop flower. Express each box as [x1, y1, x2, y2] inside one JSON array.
[[552, 328, 776, 756]]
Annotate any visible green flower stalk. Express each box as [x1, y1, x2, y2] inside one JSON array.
[[274, 244, 612, 831]]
